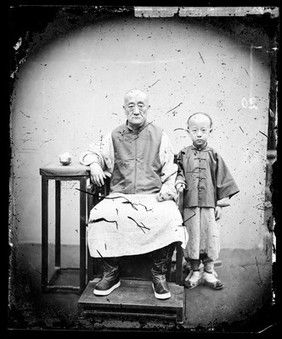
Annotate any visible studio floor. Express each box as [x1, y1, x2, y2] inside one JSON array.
[[7, 243, 278, 333]]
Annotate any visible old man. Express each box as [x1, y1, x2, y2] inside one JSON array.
[[80, 89, 187, 299]]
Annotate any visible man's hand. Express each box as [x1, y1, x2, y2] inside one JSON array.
[[215, 206, 222, 221], [90, 163, 106, 187], [157, 188, 177, 202]]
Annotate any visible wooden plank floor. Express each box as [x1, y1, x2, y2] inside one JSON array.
[[78, 278, 184, 322]]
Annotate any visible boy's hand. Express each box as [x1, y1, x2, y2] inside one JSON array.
[[176, 183, 186, 193], [90, 162, 106, 186], [215, 206, 222, 220]]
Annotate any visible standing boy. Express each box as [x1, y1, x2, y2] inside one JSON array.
[[175, 112, 239, 289]]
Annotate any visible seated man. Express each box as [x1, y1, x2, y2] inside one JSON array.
[[80, 89, 188, 300]]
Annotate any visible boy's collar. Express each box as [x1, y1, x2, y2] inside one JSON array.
[[192, 142, 208, 151]]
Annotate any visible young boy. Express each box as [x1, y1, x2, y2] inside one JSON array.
[[175, 112, 239, 289]]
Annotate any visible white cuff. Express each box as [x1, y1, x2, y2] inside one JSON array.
[[216, 197, 230, 207]]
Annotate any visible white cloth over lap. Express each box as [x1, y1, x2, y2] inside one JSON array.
[[87, 193, 188, 258]]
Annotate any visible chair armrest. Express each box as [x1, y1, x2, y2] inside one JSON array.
[[87, 177, 111, 212], [177, 191, 184, 217]]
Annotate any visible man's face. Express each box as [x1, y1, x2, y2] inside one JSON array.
[[123, 90, 150, 128]]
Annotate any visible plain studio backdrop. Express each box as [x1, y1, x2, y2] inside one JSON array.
[[10, 10, 273, 253]]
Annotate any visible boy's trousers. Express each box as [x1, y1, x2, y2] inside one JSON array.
[[183, 207, 220, 261]]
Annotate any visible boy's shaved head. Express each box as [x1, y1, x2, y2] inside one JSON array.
[[187, 112, 213, 128]]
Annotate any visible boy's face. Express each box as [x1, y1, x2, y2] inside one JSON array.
[[187, 114, 212, 147], [123, 90, 150, 128]]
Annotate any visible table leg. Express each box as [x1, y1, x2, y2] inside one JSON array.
[[55, 180, 61, 268], [80, 178, 87, 292], [41, 176, 49, 291]]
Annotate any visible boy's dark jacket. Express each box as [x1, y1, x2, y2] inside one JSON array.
[[176, 144, 239, 208]]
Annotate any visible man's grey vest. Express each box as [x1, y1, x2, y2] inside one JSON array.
[[111, 123, 163, 194]]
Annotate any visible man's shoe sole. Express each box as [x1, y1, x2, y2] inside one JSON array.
[[152, 283, 171, 300], [93, 280, 121, 296]]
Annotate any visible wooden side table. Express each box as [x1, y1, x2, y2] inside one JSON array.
[[39, 163, 90, 293]]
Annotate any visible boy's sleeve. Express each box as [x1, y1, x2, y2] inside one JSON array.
[[216, 153, 239, 201]]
